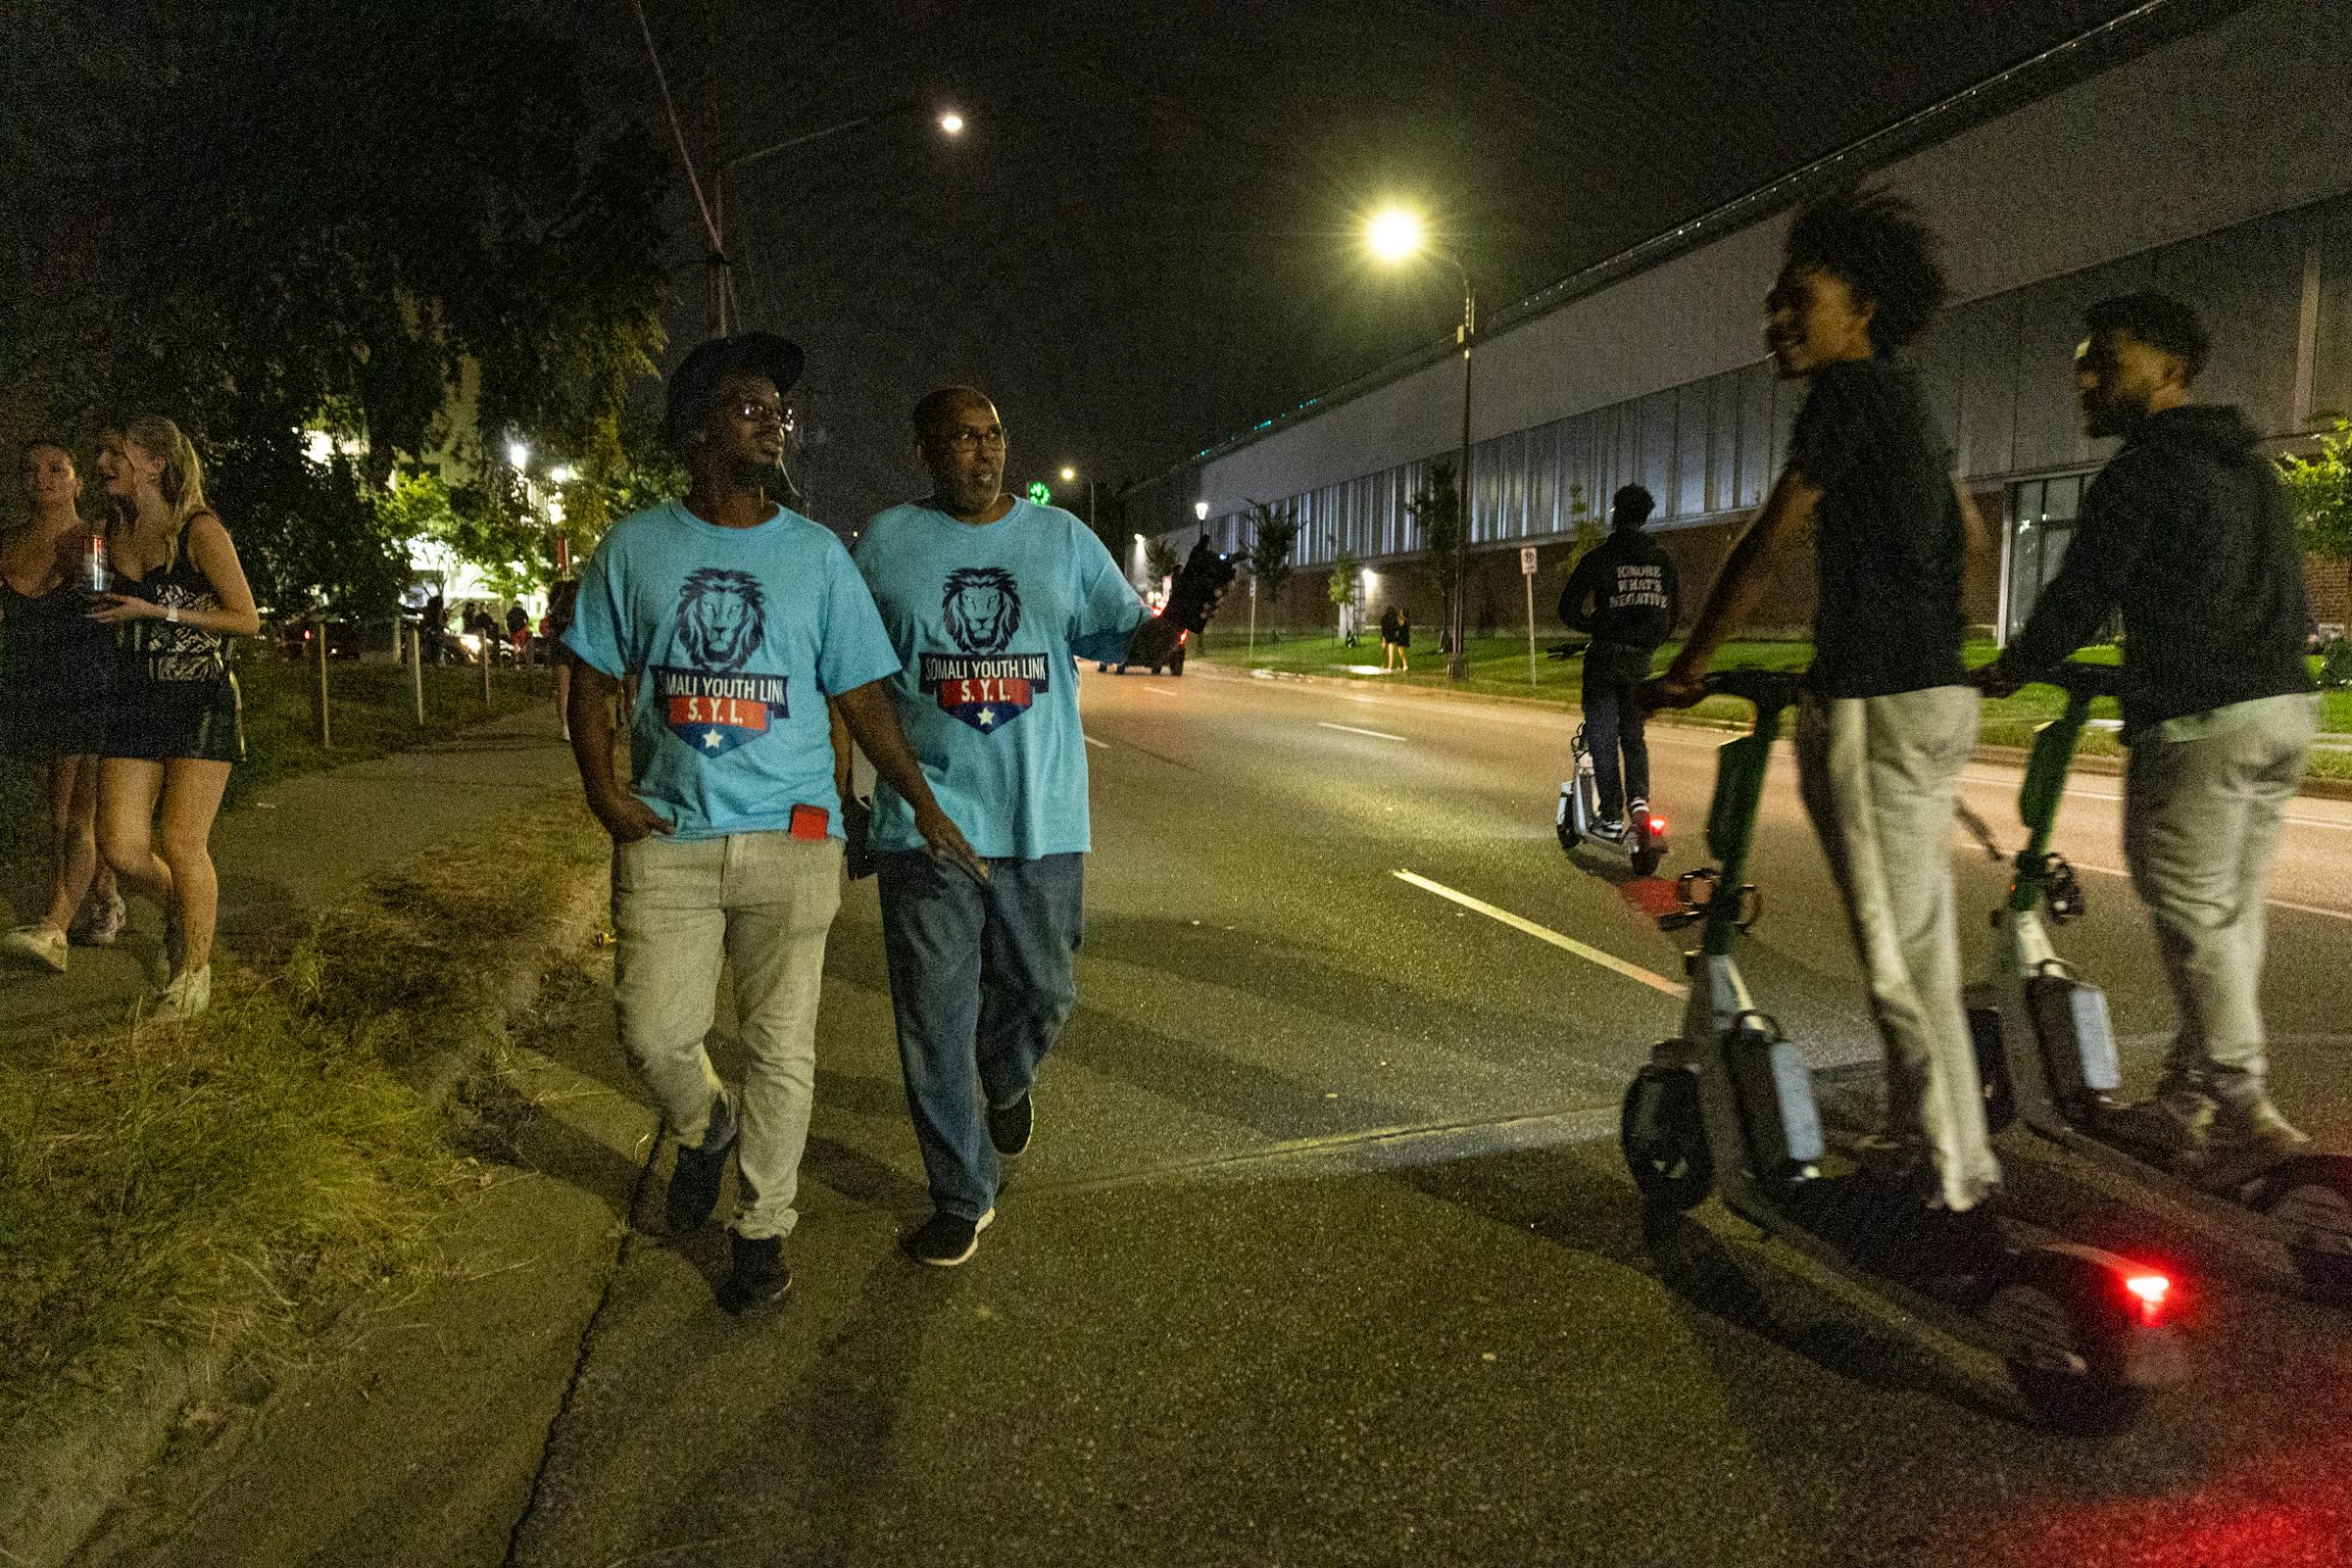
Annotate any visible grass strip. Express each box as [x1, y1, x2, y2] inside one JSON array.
[[0, 784, 605, 1433]]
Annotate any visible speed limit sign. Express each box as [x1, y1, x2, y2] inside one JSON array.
[[1520, 545, 1539, 576]]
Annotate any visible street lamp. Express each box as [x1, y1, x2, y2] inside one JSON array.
[[1366, 204, 1475, 682], [1195, 500, 1209, 521], [1057, 463, 1102, 535], [507, 440, 531, 469]]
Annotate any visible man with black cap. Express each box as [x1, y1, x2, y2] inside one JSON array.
[[853, 384, 1228, 1267], [1980, 291, 2319, 1182], [1557, 483, 1679, 838], [564, 334, 984, 1310]]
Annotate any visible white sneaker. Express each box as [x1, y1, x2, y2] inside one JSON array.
[[2, 924, 68, 973], [150, 965, 213, 1024], [72, 889, 126, 948]]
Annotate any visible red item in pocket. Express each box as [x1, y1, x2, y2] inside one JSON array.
[[789, 804, 829, 841]]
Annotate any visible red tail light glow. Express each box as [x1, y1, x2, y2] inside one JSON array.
[[1647, 815, 1666, 833], [2124, 1272, 2171, 1323]]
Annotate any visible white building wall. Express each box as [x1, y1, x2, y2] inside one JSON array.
[[1198, 0, 2352, 516]]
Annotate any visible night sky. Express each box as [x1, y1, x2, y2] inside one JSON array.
[[591, 0, 2185, 525]]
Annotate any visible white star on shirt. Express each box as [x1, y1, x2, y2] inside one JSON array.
[[703, 729, 723, 749], [976, 708, 996, 726]]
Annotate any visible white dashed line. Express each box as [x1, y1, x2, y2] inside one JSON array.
[[1393, 869, 1688, 1000], [2064, 859, 2351, 923], [1084, 735, 1108, 750], [1318, 721, 1407, 742]]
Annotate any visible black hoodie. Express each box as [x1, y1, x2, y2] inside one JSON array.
[[1999, 404, 2312, 732], [1558, 529, 1680, 681]]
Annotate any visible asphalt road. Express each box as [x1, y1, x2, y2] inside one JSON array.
[[115, 667, 2352, 1568]]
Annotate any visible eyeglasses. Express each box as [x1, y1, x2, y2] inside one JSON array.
[[939, 425, 1006, 454], [733, 401, 788, 427]]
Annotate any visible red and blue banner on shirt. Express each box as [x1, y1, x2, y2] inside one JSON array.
[[653, 666, 789, 755], [918, 651, 1049, 733]]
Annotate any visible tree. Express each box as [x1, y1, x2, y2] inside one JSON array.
[[1406, 459, 1462, 654], [1328, 548, 1360, 641], [1144, 536, 1182, 587], [2281, 419, 2352, 687], [1245, 501, 1300, 640], [1564, 482, 1606, 570], [0, 0, 671, 613]]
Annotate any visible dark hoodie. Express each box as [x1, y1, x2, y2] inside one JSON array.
[[1558, 529, 1680, 681], [1999, 404, 2312, 732]]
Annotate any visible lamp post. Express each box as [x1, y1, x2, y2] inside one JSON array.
[[1367, 206, 1475, 683]]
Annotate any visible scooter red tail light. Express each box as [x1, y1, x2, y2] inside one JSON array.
[[2124, 1272, 2172, 1324]]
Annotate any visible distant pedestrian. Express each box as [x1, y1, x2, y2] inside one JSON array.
[[562, 334, 983, 1311], [1558, 485, 1678, 837], [545, 577, 580, 740], [0, 440, 124, 974], [507, 600, 530, 664], [1981, 291, 2319, 1179], [854, 385, 1207, 1267], [1380, 604, 1411, 672], [1647, 188, 2000, 1250], [89, 417, 262, 1024]]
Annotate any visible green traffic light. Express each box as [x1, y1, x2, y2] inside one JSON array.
[[1027, 481, 1053, 505]]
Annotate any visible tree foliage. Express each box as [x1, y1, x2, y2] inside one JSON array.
[[1144, 537, 1182, 585], [2281, 419, 2352, 572], [1245, 500, 1300, 606], [1328, 549, 1360, 611], [1, 0, 673, 613]]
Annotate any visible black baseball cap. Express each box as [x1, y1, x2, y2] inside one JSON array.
[[664, 332, 806, 455]]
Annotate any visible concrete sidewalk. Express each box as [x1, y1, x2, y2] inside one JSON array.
[[0, 705, 583, 1048]]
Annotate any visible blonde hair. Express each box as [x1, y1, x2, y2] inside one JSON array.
[[120, 416, 212, 568]]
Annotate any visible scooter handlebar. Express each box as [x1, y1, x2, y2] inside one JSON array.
[[1701, 667, 1809, 711], [2046, 659, 2123, 702]]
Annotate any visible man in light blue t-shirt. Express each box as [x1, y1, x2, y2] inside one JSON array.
[[565, 335, 983, 1311], [855, 385, 1226, 1266]]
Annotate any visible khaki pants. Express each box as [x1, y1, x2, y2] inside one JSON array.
[[611, 831, 843, 1241], [2124, 694, 2316, 1106], [1796, 685, 1996, 1211]]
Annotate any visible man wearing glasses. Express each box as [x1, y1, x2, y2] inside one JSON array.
[[564, 336, 984, 1310], [855, 385, 1206, 1266]]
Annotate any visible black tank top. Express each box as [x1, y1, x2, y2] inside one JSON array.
[[0, 566, 117, 700], [114, 523, 231, 684]]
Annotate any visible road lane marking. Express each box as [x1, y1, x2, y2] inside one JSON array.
[[1393, 869, 1689, 999], [1084, 734, 1108, 749], [1319, 721, 1407, 742], [1135, 684, 1179, 699]]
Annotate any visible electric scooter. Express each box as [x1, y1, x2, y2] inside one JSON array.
[[1962, 659, 2352, 1300], [1553, 642, 1669, 876], [1619, 667, 2188, 1433]]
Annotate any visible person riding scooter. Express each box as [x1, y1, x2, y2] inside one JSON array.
[[1558, 484, 1678, 839], [1977, 290, 2319, 1184]]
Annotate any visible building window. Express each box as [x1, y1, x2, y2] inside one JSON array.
[[2006, 473, 2089, 633]]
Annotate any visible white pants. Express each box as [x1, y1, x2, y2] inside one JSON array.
[[1796, 685, 1997, 1211], [611, 832, 843, 1241], [2123, 694, 2316, 1106]]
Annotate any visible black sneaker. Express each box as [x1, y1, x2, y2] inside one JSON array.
[[988, 1094, 1034, 1159], [664, 1094, 737, 1236], [716, 1232, 792, 1313], [902, 1207, 996, 1267]]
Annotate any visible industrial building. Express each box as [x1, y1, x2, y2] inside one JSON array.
[[1153, 0, 2352, 645]]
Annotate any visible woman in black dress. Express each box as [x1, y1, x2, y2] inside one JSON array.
[[1, 440, 123, 972], [90, 418, 260, 1023]]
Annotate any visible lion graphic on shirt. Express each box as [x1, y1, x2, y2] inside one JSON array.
[[942, 567, 1022, 656], [675, 568, 765, 672]]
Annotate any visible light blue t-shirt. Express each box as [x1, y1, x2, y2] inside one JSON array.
[[854, 498, 1150, 859], [564, 499, 901, 840]]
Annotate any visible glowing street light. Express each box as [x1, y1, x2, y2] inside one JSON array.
[[940, 111, 965, 135], [550, 464, 576, 484], [1060, 465, 1078, 482], [507, 440, 531, 469], [1195, 500, 1209, 521], [1365, 206, 1425, 264], [1366, 202, 1475, 682]]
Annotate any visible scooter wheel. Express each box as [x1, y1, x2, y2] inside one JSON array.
[[1980, 1250, 2152, 1436], [2255, 1161, 2352, 1298], [1632, 843, 1664, 877], [1556, 792, 1581, 854], [1621, 1063, 1712, 1212]]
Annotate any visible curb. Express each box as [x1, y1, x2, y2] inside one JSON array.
[[0, 847, 611, 1568], [1194, 660, 2352, 804]]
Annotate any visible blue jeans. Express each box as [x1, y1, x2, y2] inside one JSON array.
[[1581, 670, 1649, 819], [877, 850, 1084, 1220]]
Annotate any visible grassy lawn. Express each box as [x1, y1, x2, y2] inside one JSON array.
[[0, 786, 604, 1432], [0, 653, 556, 870], [1192, 630, 2352, 780]]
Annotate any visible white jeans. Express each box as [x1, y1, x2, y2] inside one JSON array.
[[1796, 685, 1997, 1211], [611, 832, 842, 1241], [2123, 694, 2317, 1106]]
